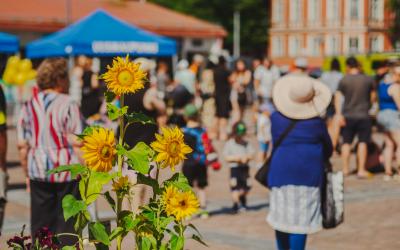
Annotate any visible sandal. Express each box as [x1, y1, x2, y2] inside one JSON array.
[[357, 172, 374, 179]]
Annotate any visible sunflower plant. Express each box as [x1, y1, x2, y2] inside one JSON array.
[[38, 55, 206, 250]]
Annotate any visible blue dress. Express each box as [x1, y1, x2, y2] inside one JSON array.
[[266, 112, 332, 234]]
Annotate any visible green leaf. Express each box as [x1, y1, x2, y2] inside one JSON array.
[[109, 227, 124, 241], [62, 195, 86, 221], [136, 173, 161, 195], [165, 173, 191, 192], [76, 125, 101, 140], [103, 191, 116, 212], [170, 234, 184, 250], [48, 164, 87, 179], [188, 223, 202, 238], [74, 210, 90, 232], [62, 246, 76, 250], [159, 216, 174, 230], [107, 103, 128, 121], [125, 112, 155, 125], [79, 171, 115, 205], [119, 210, 139, 231], [140, 237, 152, 250], [125, 142, 153, 174], [191, 234, 208, 247], [104, 91, 116, 103], [89, 222, 110, 246]]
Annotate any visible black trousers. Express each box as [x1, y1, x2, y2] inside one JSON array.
[[30, 180, 80, 246]]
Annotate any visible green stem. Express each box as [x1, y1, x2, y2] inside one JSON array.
[[116, 94, 125, 250], [117, 95, 125, 176], [152, 167, 160, 200], [179, 221, 185, 249]]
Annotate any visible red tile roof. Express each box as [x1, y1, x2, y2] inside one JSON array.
[[0, 0, 227, 38]]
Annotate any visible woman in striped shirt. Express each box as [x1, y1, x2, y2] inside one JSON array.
[[17, 58, 83, 245]]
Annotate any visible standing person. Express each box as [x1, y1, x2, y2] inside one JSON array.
[[230, 59, 251, 122], [377, 66, 400, 180], [256, 103, 272, 167], [268, 75, 333, 250], [80, 57, 101, 120], [223, 122, 254, 213], [320, 58, 343, 151], [0, 85, 7, 233], [213, 56, 231, 141], [199, 61, 217, 139], [156, 61, 170, 98], [182, 104, 219, 218], [335, 57, 375, 178], [17, 58, 82, 245], [254, 58, 280, 109], [175, 59, 196, 97]]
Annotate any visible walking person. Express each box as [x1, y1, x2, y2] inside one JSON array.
[[377, 65, 400, 180], [230, 59, 251, 122], [17, 58, 83, 245], [213, 56, 231, 141], [223, 121, 254, 213], [254, 58, 280, 109], [320, 58, 343, 152], [335, 57, 375, 178], [181, 104, 220, 218], [256, 103, 272, 167], [79, 56, 101, 120], [268, 74, 333, 250]]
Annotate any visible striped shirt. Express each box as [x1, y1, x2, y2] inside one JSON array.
[[17, 92, 83, 183]]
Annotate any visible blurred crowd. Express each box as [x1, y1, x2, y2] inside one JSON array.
[[1, 52, 400, 249]]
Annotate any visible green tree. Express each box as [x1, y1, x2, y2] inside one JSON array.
[[388, 0, 400, 49], [150, 0, 269, 56]]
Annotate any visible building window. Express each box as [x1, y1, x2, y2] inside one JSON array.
[[273, 0, 284, 23], [370, 35, 383, 52], [289, 36, 302, 56], [349, 37, 359, 53], [308, 36, 323, 56], [370, 0, 383, 21], [290, 0, 302, 22], [308, 0, 321, 22], [327, 0, 340, 22], [327, 35, 340, 55], [350, 0, 360, 20], [272, 36, 284, 57]]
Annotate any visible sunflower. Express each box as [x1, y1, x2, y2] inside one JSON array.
[[81, 128, 116, 172], [112, 176, 131, 196], [162, 185, 178, 206], [101, 55, 147, 96], [165, 190, 200, 221], [150, 127, 192, 171]]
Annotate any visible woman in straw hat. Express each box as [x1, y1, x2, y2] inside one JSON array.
[[267, 74, 333, 250]]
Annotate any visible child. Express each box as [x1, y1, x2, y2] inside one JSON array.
[[223, 121, 254, 213], [256, 104, 272, 167], [182, 104, 220, 217]]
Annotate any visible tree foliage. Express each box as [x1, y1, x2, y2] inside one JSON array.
[[149, 0, 269, 56]]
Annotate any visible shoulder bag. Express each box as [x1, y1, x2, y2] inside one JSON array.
[[255, 120, 297, 189], [321, 161, 344, 229]]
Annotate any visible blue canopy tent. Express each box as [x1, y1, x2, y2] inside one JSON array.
[[0, 32, 19, 53], [26, 9, 177, 58]]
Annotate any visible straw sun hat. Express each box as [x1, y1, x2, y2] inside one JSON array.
[[272, 75, 332, 120]]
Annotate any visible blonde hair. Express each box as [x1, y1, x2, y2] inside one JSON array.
[[36, 58, 68, 91]]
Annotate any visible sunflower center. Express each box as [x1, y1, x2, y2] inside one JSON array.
[[117, 70, 133, 86], [167, 141, 181, 157], [100, 145, 113, 160], [179, 200, 187, 208]]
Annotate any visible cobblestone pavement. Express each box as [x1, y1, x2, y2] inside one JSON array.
[[1, 127, 400, 250]]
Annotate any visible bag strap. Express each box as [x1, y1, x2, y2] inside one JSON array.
[[271, 120, 297, 156]]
